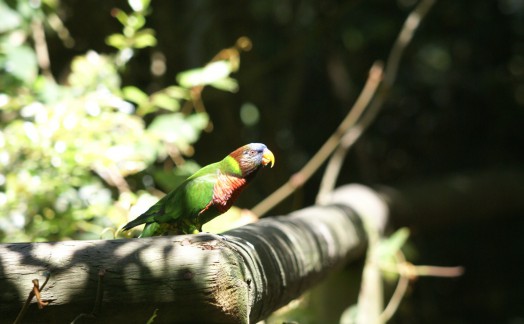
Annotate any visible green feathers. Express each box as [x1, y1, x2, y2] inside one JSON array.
[[122, 143, 275, 237]]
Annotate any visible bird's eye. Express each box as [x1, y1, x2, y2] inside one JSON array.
[[249, 150, 256, 156]]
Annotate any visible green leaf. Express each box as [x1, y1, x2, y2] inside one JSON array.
[[68, 51, 120, 90], [147, 112, 208, 145], [176, 60, 234, 88], [0, 2, 22, 32], [164, 86, 190, 100], [132, 29, 157, 48], [127, 14, 146, 30], [128, 0, 151, 13], [151, 93, 180, 111], [210, 77, 239, 93], [106, 34, 128, 50], [112, 8, 128, 26], [6, 45, 37, 83], [33, 75, 63, 103], [140, 0, 151, 11], [187, 112, 209, 130], [123, 86, 149, 106], [148, 113, 182, 139], [377, 227, 410, 260], [133, 139, 161, 165]]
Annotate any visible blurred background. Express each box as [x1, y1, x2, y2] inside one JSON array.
[[1, 0, 523, 322]]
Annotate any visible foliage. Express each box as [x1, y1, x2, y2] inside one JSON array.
[[0, 0, 240, 242]]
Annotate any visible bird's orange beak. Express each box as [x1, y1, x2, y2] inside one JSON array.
[[262, 148, 275, 168]]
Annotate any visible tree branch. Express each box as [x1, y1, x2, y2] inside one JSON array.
[[252, 62, 383, 216], [253, 0, 436, 216], [31, 18, 55, 83], [0, 200, 367, 323], [316, 0, 437, 204]]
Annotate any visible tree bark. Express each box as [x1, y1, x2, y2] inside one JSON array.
[[0, 203, 367, 324]]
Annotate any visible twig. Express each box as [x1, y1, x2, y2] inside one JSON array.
[[253, 62, 383, 217], [316, 63, 383, 204], [146, 308, 160, 324], [100, 227, 116, 240], [353, 0, 437, 130], [384, 0, 436, 87], [379, 251, 464, 322], [93, 163, 131, 194], [13, 272, 51, 324], [92, 268, 106, 316], [356, 219, 383, 324], [253, 0, 436, 216], [316, 0, 437, 204], [31, 18, 55, 82], [33, 279, 49, 310], [401, 263, 465, 278], [46, 13, 75, 48], [71, 268, 106, 323], [379, 251, 410, 323]]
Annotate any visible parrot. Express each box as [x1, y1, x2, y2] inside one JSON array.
[[122, 143, 275, 237]]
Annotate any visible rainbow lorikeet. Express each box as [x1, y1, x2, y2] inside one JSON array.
[[122, 143, 275, 237]]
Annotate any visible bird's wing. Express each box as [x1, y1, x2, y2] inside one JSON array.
[[157, 172, 217, 223]]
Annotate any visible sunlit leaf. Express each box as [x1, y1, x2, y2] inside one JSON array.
[[123, 86, 149, 105], [133, 30, 157, 48], [164, 86, 190, 100], [139, 0, 151, 12], [210, 77, 239, 92], [0, 2, 22, 32], [127, 0, 151, 13], [148, 113, 183, 139], [377, 227, 410, 260], [148, 112, 208, 145], [106, 34, 128, 49], [112, 8, 128, 26], [187, 112, 209, 131], [127, 14, 146, 31], [151, 93, 179, 111], [33, 76, 63, 103], [5, 45, 37, 83], [68, 51, 120, 91], [177, 60, 234, 88]]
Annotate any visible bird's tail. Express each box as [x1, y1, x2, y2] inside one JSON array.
[[121, 217, 145, 232]]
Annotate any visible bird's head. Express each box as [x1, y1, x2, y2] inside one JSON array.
[[230, 143, 275, 177]]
